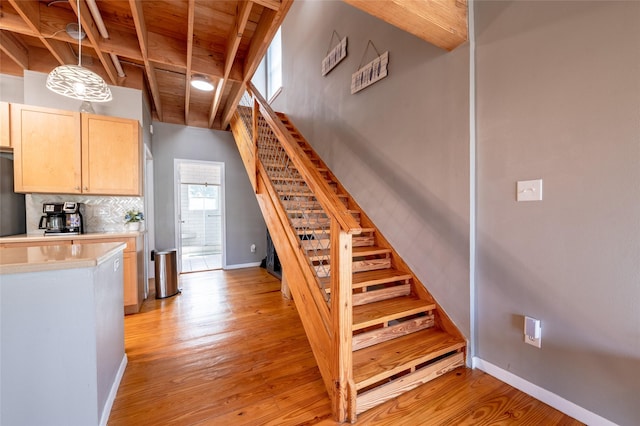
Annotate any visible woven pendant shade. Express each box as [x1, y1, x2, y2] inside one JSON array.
[[46, 0, 112, 103], [46, 65, 112, 102]]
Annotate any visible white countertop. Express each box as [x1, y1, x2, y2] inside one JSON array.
[[0, 242, 126, 274], [0, 231, 145, 243]]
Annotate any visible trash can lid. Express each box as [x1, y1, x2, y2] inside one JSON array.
[[155, 249, 177, 255]]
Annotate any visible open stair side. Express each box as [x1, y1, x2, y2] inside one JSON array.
[[231, 84, 466, 422]]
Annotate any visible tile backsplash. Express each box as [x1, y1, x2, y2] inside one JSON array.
[[26, 194, 144, 234]]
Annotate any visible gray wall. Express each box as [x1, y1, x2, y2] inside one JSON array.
[[0, 74, 24, 103], [22, 70, 144, 122], [476, 2, 640, 425], [151, 121, 266, 267], [273, 1, 471, 337]]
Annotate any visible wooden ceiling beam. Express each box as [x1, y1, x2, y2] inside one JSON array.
[[67, 0, 119, 85], [253, 0, 281, 11], [208, 0, 253, 128], [129, 0, 163, 120], [7, 0, 75, 65], [221, 0, 293, 129], [342, 0, 468, 51], [0, 30, 29, 69], [184, 0, 195, 125]]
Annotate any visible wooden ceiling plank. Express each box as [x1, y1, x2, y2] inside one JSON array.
[[0, 9, 34, 35], [184, 0, 195, 125], [129, 0, 163, 120], [221, 0, 293, 129], [208, 0, 253, 128], [67, 0, 118, 84], [342, 0, 468, 51], [0, 30, 29, 69]]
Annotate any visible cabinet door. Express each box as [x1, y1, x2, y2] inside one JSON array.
[[82, 114, 141, 195], [1, 102, 10, 148], [12, 104, 82, 193], [123, 251, 137, 306]]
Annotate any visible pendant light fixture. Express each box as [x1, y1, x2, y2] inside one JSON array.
[[46, 0, 112, 102]]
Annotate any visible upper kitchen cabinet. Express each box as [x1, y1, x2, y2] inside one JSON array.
[[12, 104, 82, 194], [11, 104, 142, 196], [1, 102, 11, 149], [82, 114, 141, 196]]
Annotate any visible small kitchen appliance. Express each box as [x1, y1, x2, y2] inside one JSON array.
[[39, 202, 85, 235]]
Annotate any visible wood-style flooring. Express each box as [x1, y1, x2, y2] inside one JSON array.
[[108, 268, 582, 425]]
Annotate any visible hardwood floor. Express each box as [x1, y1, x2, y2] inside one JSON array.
[[108, 268, 582, 425]]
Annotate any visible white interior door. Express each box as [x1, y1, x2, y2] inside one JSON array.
[[175, 160, 224, 273]]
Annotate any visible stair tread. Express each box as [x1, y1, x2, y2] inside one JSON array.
[[353, 296, 435, 330], [353, 328, 465, 389]]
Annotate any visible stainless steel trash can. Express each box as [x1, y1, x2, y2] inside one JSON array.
[[154, 249, 179, 299]]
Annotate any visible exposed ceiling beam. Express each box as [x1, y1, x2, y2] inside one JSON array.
[[129, 0, 163, 120], [184, 0, 195, 125], [7, 0, 76, 65], [342, 0, 468, 51], [208, 0, 253, 128], [67, 0, 118, 85], [221, 0, 293, 129], [0, 30, 29, 69], [253, 0, 281, 11], [0, 5, 243, 83]]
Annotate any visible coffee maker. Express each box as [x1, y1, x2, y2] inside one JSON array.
[[39, 202, 85, 235]]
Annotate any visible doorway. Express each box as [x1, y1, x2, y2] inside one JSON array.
[[175, 160, 225, 273]]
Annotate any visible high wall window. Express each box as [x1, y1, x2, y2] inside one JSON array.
[[266, 27, 282, 101], [252, 27, 282, 102]]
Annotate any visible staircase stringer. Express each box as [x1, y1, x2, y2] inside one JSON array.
[[253, 172, 335, 394], [231, 90, 357, 422]]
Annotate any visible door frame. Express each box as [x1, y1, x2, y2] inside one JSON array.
[[173, 159, 227, 272]]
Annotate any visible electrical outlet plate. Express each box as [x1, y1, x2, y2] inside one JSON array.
[[524, 316, 542, 348]]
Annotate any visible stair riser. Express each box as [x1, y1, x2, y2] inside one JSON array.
[[352, 284, 412, 307], [300, 235, 374, 251], [352, 314, 434, 350], [315, 258, 391, 278], [356, 353, 465, 415]]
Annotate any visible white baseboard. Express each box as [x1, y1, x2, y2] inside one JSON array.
[[100, 354, 128, 426], [224, 262, 261, 270], [472, 357, 617, 426]]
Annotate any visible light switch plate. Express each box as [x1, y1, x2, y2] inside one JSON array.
[[517, 179, 543, 201]]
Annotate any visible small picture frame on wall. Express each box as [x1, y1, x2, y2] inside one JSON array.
[[322, 31, 348, 76]]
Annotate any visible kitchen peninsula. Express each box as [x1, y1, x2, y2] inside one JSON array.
[[0, 242, 127, 426], [0, 231, 145, 313]]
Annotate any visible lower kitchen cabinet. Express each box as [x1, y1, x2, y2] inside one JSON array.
[[75, 235, 144, 314]]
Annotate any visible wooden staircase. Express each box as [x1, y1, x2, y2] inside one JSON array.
[[231, 84, 466, 422]]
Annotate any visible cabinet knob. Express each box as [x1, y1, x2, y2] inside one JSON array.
[[75, 186, 80, 190], [83, 186, 88, 190]]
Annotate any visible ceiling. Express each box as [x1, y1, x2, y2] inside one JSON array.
[[0, 0, 466, 131]]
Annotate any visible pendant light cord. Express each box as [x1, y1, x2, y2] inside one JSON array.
[[77, 0, 82, 67]]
